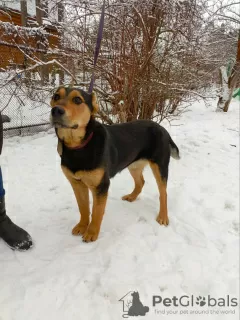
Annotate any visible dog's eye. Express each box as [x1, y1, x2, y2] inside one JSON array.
[[53, 94, 60, 101], [72, 97, 82, 105]]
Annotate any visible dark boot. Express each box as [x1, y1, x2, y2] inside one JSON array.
[[0, 196, 33, 251]]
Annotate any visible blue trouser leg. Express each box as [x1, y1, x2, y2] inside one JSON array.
[[0, 167, 5, 198]]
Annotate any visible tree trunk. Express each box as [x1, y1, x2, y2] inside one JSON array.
[[217, 29, 240, 112], [36, 0, 49, 85], [223, 87, 235, 112], [58, 1, 65, 84], [20, 0, 28, 26], [20, 0, 30, 81], [217, 66, 230, 111]]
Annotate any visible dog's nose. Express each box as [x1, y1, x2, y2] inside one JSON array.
[[51, 106, 65, 117]]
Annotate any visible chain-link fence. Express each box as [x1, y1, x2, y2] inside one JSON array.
[[1, 74, 53, 138], [0, 11, 64, 137]]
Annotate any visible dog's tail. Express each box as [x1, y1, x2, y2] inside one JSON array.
[[169, 136, 180, 160]]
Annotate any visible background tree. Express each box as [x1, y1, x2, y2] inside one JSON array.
[[1, 0, 239, 123]]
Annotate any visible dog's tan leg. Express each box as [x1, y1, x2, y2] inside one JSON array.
[[122, 160, 147, 202], [82, 190, 108, 242], [70, 180, 90, 235], [150, 162, 169, 226], [62, 167, 90, 235]]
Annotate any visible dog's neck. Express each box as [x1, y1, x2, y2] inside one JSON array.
[[56, 117, 95, 149]]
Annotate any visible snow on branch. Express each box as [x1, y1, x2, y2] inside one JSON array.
[[0, 21, 49, 38], [1, 60, 77, 88]]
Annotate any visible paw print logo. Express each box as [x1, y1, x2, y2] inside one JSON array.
[[196, 296, 206, 307]]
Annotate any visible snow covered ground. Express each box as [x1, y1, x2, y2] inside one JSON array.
[[0, 99, 239, 320]]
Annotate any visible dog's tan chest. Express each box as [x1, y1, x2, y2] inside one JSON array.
[[61, 166, 104, 188]]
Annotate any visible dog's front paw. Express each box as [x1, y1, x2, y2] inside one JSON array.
[[72, 222, 89, 235], [156, 214, 169, 226], [82, 225, 99, 242], [122, 194, 137, 202]]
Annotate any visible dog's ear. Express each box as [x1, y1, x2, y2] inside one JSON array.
[[91, 92, 99, 114]]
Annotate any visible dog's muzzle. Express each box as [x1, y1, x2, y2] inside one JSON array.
[[50, 107, 78, 129], [51, 106, 65, 117]]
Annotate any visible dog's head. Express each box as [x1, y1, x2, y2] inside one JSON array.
[[131, 292, 140, 300], [50, 86, 98, 129]]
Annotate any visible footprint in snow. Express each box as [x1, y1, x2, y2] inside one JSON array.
[[231, 221, 239, 235], [224, 201, 235, 211], [189, 140, 200, 147]]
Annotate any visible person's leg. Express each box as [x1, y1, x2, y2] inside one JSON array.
[[0, 165, 5, 198], [0, 167, 33, 251]]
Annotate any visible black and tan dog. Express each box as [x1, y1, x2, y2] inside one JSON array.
[[50, 86, 180, 242]]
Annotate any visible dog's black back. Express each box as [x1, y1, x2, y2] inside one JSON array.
[[61, 118, 179, 182]]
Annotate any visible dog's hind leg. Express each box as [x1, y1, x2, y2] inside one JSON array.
[[122, 160, 147, 202], [150, 162, 169, 226]]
